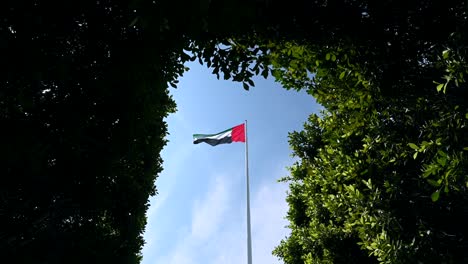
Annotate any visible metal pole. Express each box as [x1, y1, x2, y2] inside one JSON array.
[[245, 120, 252, 264]]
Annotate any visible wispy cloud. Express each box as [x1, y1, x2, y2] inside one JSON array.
[[207, 179, 289, 264], [191, 177, 230, 241], [251, 181, 289, 263], [142, 191, 169, 256], [142, 110, 196, 261], [148, 169, 289, 264], [153, 175, 233, 264]]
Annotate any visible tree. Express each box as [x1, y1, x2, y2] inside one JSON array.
[[179, 1, 468, 263], [190, 7, 468, 261], [263, 28, 468, 264], [0, 1, 185, 262]]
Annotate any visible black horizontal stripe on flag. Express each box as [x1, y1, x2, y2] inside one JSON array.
[[193, 137, 233, 146]]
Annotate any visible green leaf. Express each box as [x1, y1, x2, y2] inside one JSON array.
[[223, 71, 231, 80], [436, 156, 447, 166], [422, 167, 433, 178], [248, 79, 255, 87], [261, 68, 269, 79], [331, 54, 337, 61], [339, 71, 346, 80], [326, 53, 331, 60], [431, 191, 440, 202], [243, 83, 249, 90], [436, 83, 444, 92], [442, 49, 450, 59], [408, 143, 419, 150], [413, 152, 418, 159], [444, 185, 449, 193]]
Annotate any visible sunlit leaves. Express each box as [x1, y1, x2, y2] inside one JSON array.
[[431, 190, 440, 202], [270, 36, 467, 264]]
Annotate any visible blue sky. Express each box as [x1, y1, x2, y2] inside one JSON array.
[[141, 62, 321, 264]]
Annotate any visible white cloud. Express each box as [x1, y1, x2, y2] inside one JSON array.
[[142, 110, 196, 261], [251, 181, 290, 263], [149, 171, 290, 264], [147, 191, 169, 219], [142, 191, 169, 256], [191, 176, 230, 241], [207, 179, 290, 264], [152, 175, 233, 264]]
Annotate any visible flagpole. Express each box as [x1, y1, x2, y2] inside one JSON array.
[[245, 120, 252, 264]]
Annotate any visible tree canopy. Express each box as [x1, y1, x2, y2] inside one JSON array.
[[1, 1, 183, 262], [270, 41, 468, 263], [243, 5, 467, 264], [1, 0, 467, 263], [189, 1, 468, 263]]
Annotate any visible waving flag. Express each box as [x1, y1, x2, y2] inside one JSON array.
[[193, 123, 245, 146]]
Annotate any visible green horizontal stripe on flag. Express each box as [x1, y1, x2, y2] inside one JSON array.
[[193, 128, 232, 139]]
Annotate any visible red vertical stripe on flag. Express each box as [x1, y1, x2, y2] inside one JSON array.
[[231, 124, 246, 142]]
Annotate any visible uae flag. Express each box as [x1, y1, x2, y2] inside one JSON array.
[[193, 123, 245, 146]]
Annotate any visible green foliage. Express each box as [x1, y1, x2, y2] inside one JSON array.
[[274, 75, 467, 262], [0, 1, 185, 262], [250, 2, 468, 262]]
